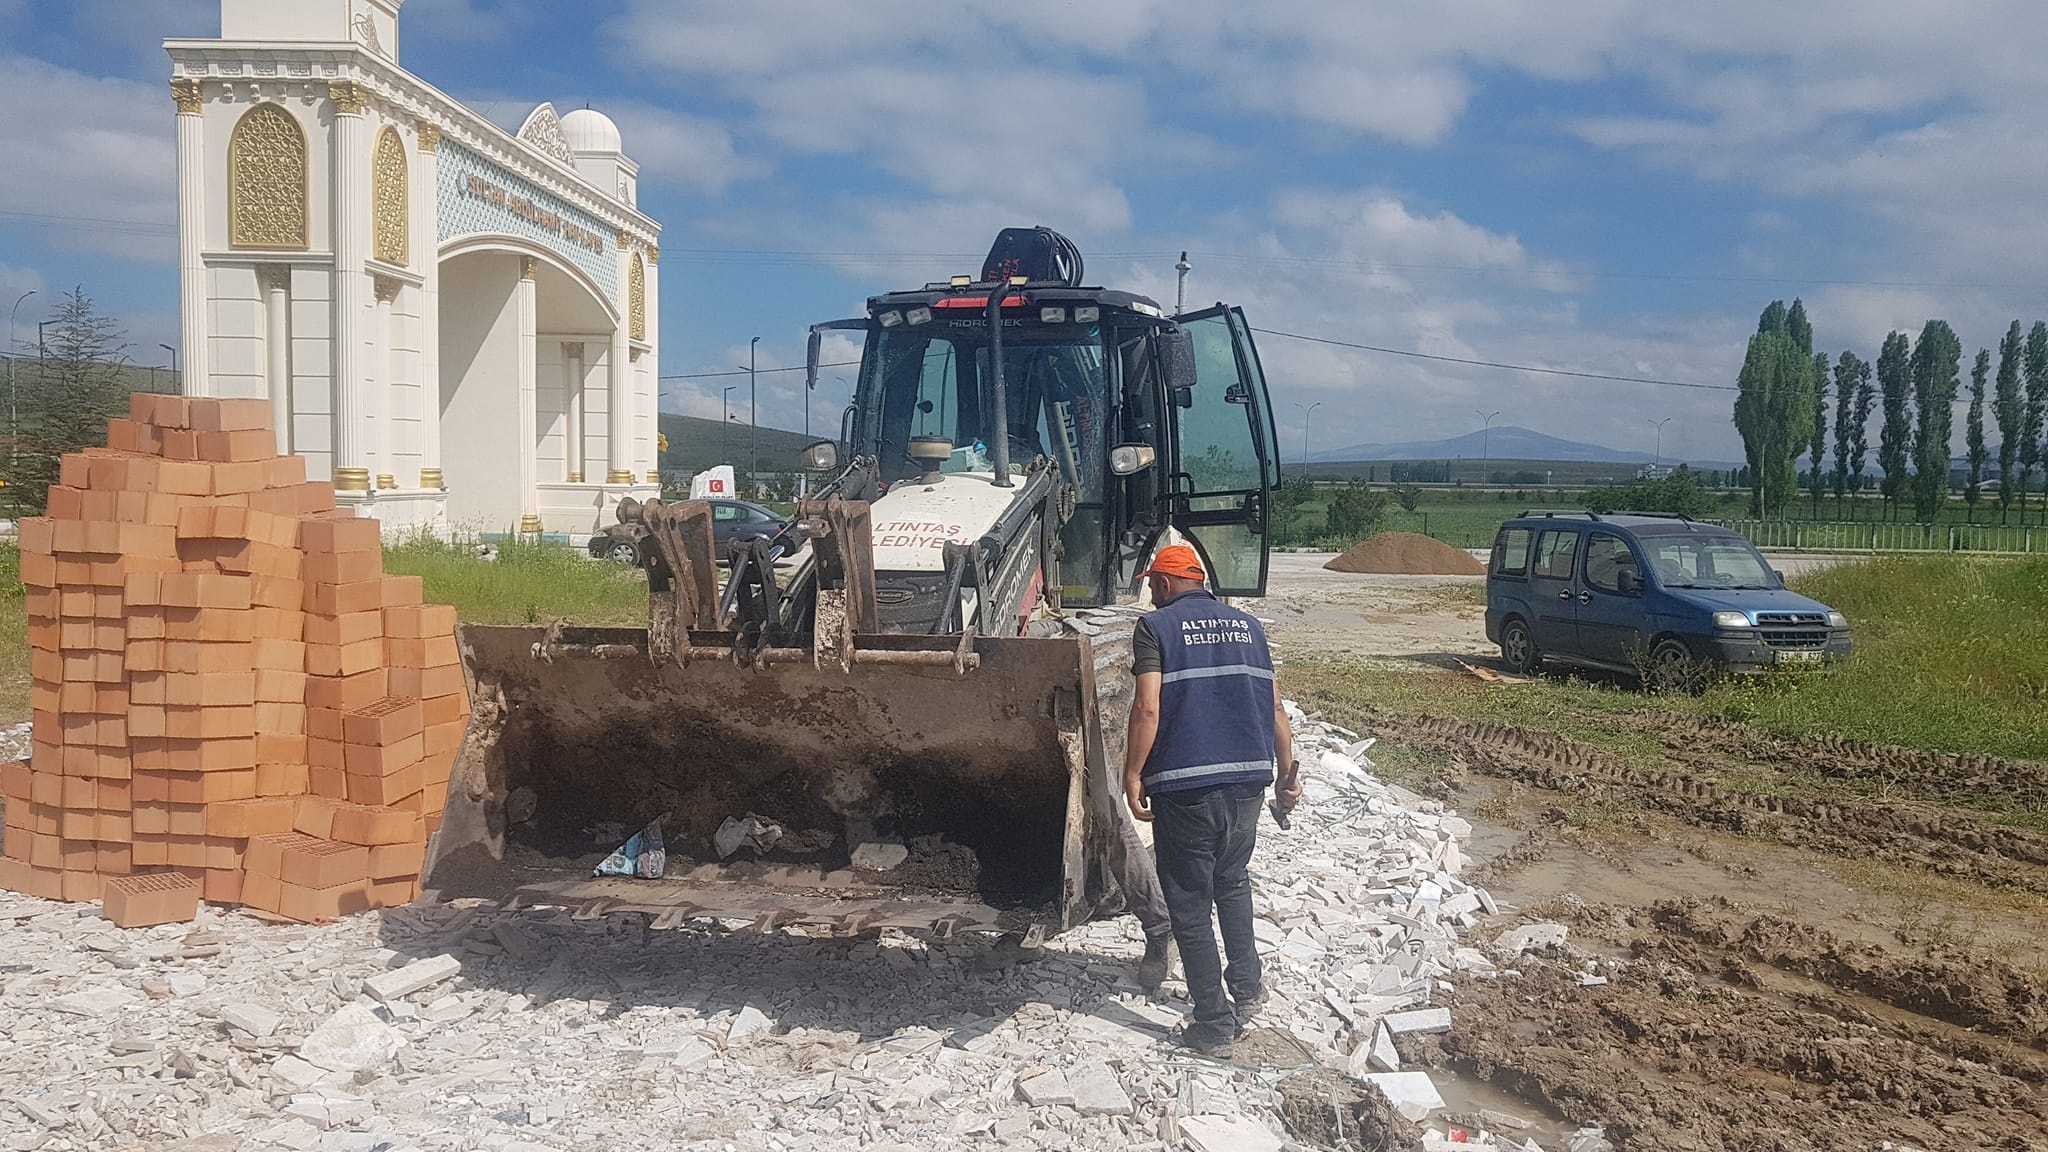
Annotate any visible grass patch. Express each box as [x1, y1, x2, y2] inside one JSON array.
[[383, 534, 648, 627], [0, 544, 25, 722], [1292, 555, 2047, 764]]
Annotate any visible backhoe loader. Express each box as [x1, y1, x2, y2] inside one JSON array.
[[426, 228, 1282, 940]]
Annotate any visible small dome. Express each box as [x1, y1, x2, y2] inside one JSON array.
[[560, 107, 623, 155]]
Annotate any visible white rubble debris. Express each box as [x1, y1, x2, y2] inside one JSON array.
[[1496, 923, 1570, 953], [0, 668, 1615, 1150], [361, 953, 462, 1001]]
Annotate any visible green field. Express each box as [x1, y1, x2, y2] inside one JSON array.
[[1289, 554, 2048, 764], [383, 534, 647, 627]]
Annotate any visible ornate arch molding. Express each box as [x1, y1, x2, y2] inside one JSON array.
[[372, 125, 409, 265], [629, 252, 646, 342], [228, 103, 308, 250]]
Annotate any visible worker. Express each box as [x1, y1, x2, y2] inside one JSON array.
[[1123, 544, 1300, 1057]]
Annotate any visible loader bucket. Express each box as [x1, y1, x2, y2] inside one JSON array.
[[425, 624, 1121, 939]]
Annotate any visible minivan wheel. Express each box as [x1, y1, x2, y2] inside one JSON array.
[[1500, 618, 1542, 674], [604, 540, 639, 564], [1649, 638, 1705, 694]]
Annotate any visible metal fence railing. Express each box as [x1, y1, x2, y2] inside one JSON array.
[[1709, 519, 2047, 554]]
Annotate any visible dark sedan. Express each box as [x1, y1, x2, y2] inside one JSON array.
[[587, 499, 790, 564]]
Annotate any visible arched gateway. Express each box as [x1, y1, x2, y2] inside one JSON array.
[[166, 0, 662, 535]]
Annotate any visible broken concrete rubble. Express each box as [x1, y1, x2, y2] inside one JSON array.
[[0, 685, 1617, 1151]]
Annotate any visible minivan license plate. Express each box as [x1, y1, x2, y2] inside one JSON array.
[[1777, 650, 1823, 666]]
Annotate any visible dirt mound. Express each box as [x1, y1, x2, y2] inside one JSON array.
[[1325, 532, 1486, 575]]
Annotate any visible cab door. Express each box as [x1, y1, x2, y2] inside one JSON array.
[[1169, 306, 1278, 595]]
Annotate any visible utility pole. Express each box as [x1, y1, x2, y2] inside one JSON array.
[[721, 384, 736, 467], [1174, 252, 1191, 317], [1294, 401, 1321, 480], [160, 344, 179, 393], [748, 335, 760, 494], [1648, 417, 1672, 467], [9, 289, 36, 483], [1475, 410, 1501, 470]]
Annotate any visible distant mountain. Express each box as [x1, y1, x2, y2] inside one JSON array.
[[1312, 425, 1734, 468], [658, 412, 820, 474]]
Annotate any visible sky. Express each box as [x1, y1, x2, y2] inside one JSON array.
[[3, 0, 2046, 465]]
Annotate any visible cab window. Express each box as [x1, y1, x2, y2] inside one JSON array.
[[1532, 530, 1578, 580], [1492, 527, 1532, 577], [1583, 532, 1640, 593]]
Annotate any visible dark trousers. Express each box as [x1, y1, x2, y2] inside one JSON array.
[[1151, 781, 1265, 1043]]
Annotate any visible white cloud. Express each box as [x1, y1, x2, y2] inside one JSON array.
[[604, 103, 768, 195], [0, 54, 176, 261]]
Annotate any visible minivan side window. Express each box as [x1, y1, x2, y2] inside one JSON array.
[[1493, 528, 1532, 577], [1532, 530, 1578, 580], [1583, 532, 1639, 593]]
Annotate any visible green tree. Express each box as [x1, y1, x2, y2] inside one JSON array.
[[1965, 348, 1989, 521], [1993, 321, 2024, 523], [13, 287, 131, 513], [2023, 321, 2048, 524], [1392, 483, 1423, 513], [1807, 351, 1830, 515], [1830, 350, 1870, 514], [1732, 300, 1814, 519], [1324, 477, 1387, 539], [1909, 320, 1962, 522], [1273, 473, 1315, 543], [1875, 331, 1913, 520], [1585, 467, 1710, 518]]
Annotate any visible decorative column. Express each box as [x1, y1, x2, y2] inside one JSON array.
[[264, 266, 291, 452], [414, 122, 443, 490], [517, 257, 541, 531], [171, 79, 210, 398], [563, 342, 585, 482], [372, 278, 397, 489], [606, 322, 632, 484], [328, 81, 370, 492], [642, 245, 660, 483]]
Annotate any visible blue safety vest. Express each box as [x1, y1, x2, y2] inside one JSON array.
[[1140, 590, 1278, 796]]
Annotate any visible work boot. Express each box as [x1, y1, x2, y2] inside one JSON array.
[[1137, 934, 1174, 992], [1231, 984, 1268, 1015], [1176, 1028, 1233, 1060]]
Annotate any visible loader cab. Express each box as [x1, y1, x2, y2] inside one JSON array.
[[832, 287, 1279, 605]]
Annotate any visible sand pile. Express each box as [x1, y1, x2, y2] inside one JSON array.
[[1324, 531, 1486, 575]]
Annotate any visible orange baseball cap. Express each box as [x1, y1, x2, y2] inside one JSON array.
[[1138, 544, 1206, 581]]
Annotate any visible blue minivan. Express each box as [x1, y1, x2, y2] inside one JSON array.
[[1484, 511, 1851, 685]]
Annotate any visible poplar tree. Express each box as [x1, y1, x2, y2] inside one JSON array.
[[2023, 321, 2048, 524], [1733, 301, 1813, 519], [1808, 352, 1830, 515], [1875, 332, 1913, 520], [1965, 348, 1989, 521], [1993, 321, 2023, 523], [1909, 320, 1961, 522], [1832, 350, 1871, 515]]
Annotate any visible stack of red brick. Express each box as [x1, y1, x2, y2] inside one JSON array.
[[0, 395, 469, 923]]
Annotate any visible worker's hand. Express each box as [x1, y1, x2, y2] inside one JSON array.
[[1274, 762, 1304, 812], [1125, 779, 1153, 823]]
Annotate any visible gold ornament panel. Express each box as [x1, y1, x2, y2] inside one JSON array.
[[372, 125, 409, 265], [229, 103, 308, 250], [629, 252, 646, 342]]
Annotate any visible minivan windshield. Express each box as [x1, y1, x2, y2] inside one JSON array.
[[1639, 534, 1776, 588]]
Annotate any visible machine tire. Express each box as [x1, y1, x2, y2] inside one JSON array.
[[604, 540, 640, 565], [1499, 617, 1542, 675]]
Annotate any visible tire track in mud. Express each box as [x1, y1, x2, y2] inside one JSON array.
[[1418, 900, 2048, 1149], [1344, 706, 2048, 895]]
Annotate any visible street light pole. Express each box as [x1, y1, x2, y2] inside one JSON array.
[[1648, 417, 1672, 467], [9, 289, 36, 483], [1293, 401, 1322, 480], [748, 336, 760, 492], [721, 385, 736, 467], [1475, 410, 1501, 475]]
